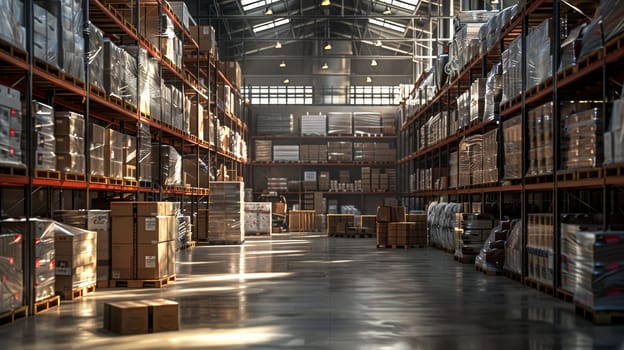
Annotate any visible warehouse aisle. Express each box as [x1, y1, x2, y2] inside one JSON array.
[[0, 233, 623, 349]]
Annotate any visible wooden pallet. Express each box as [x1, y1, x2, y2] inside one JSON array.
[[376, 244, 427, 249], [204, 240, 245, 246], [177, 241, 197, 251], [108, 178, 124, 186], [0, 306, 28, 327], [35, 169, 61, 180], [524, 174, 554, 185], [32, 295, 60, 315], [139, 180, 153, 188], [575, 303, 624, 325], [110, 275, 176, 289], [90, 175, 108, 184], [605, 164, 624, 177], [0, 164, 27, 177], [503, 269, 522, 282], [33, 58, 62, 78], [0, 38, 28, 61], [333, 233, 375, 239], [576, 168, 602, 181], [123, 178, 138, 187], [61, 284, 97, 301], [524, 278, 554, 295], [61, 72, 85, 90], [63, 172, 85, 182], [475, 264, 502, 276], [454, 255, 475, 264], [89, 84, 107, 99], [556, 288, 574, 303]]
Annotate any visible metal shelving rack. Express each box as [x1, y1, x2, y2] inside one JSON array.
[[0, 0, 248, 312], [398, 0, 624, 299]]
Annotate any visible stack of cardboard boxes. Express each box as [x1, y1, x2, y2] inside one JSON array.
[[53, 223, 97, 299], [375, 206, 406, 247], [110, 202, 177, 282], [104, 299, 179, 334], [326, 214, 355, 236]]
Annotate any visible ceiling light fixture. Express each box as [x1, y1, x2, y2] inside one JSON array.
[[323, 42, 332, 50], [321, 62, 329, 70], [366, 76, 372, 83], [283, 78, 290, 84], [321, 0, 330, 6], [264, 6, 273, 15], [383, 6, 392, 15], [275, 41, 282, 49], [279, 60, 286, 68], [370, 59, 378, 66], [375, 40, 383, 46]]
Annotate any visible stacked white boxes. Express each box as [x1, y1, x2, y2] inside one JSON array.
[[33, 4, 58, 67], [244, 202, 272, 235]]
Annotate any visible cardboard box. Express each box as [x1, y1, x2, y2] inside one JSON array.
[[376, 206, 392, 223], [111, 244, 134, 280], [55, 263, 97, 298], [110, 202, 175, 217], [142, 299, 180, 332], [104, 301, 149, 335], [391, 206, 406, 222], [136, 242, 169, 280], [190, 25, 215, 53], [137, 216, 171, 244], [111, 216, 135, 245]]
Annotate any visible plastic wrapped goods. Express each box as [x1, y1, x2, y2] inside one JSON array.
[[0, 85, 23, 166], [33, 101, 56, 171], [54, 111, 85, 173], [580, 0, 624, 59], [0, 223, 23, 313], [244, 202, 272, 235], [301, 114, 327, 136], [526, 19, 552, 91], [503, 115, 522, 179], [428, 202, 463, 251], [483, 63, 502, 122], [562, 108, 602, 170], [53, 221, 97, 299], [205, 182, 245, 243], [353, 112, 382, 135], [33, 4, 58, 67], [573, 230, 624, 311], [504, 219, 522, 275], [152, 145, 182, 186], [527, 214, 554, 286], [500, 35, 522, 104], [138, 122, 152, 182], [0, 0, 25, 49], [256, 114, 293, 135], [89, 23, 105, 91], [328, 112, 353, 135], [89, 123, 106, 176], [0, 218, 56, 302]]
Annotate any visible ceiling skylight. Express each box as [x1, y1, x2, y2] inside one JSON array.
[[368, 18, 406, 33], [242, 0, 280, 12], [377, 0, 420, 12], [253, 18, 291, 33]]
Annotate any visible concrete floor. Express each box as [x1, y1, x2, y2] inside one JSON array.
[[0, 233, 623, 349]]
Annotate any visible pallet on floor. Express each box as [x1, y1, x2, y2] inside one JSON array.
[[203, 240, 245, 245], [376, 244, 427, 249], [454, 255, 475, 264], [575, 303, 624, 325], [61, 284, 96, 301], [177, 241, 196, 251], [0, 306, 28, 327], [502, 269, 522, 282], [32, 295, 60, 315], [474, 264, 502, 276], [524, 278, 554, 295], [333, 233, 375, 238], [109, 275, 176, 288]]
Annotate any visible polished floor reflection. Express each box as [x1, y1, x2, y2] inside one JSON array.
[[0, 233, 623, 349]]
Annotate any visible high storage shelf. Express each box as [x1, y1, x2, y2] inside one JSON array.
[[0, 0, 248, 200], [251, 130, 397, 214], [398, 0, 624, 294]]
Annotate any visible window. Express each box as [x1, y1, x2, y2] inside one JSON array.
[[377, 0, 420, 12], [252, 18, 290, 33], [368, 18, 407, 33], [350, 86, 401, 105], [241, 0, 280, 12], [244, 86, 313, 105]]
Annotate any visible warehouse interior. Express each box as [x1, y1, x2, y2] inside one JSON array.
[[0, 0, 624, 348]]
